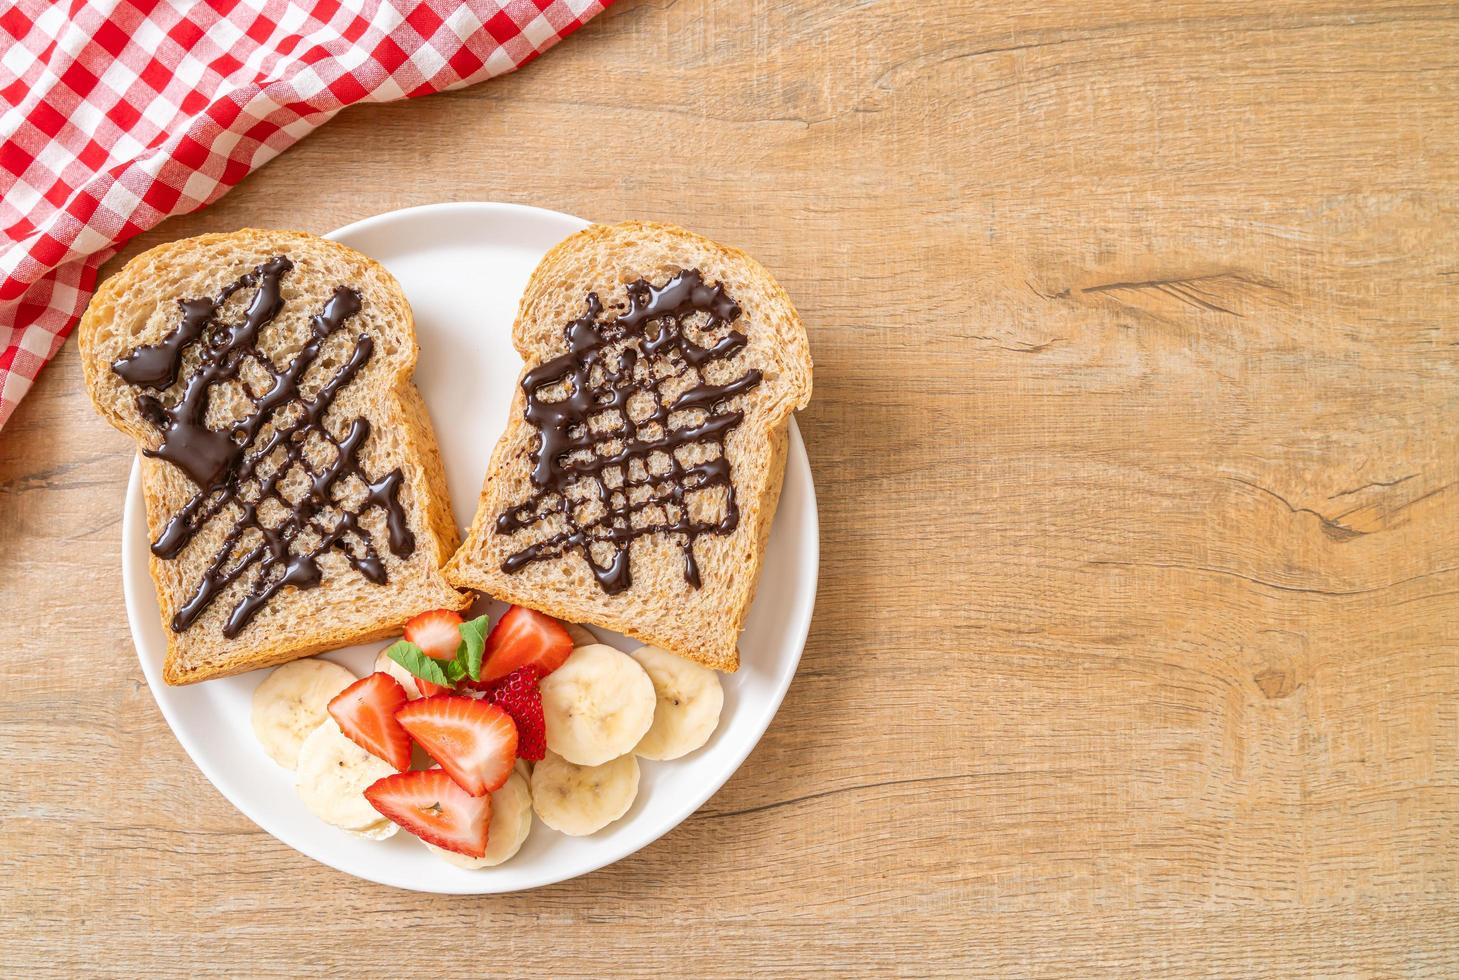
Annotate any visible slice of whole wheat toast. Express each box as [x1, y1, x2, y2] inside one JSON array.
[[79, 230, 469, 685], [445, 221, 812, 671]]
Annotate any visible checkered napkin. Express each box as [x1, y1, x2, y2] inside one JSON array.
[[0, 0, 611, 429]]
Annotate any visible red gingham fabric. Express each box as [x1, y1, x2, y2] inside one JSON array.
[[0, 0, 611, 429]]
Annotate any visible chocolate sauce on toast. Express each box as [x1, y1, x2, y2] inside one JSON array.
[[495, 269, 761, 594], [112, 256, 415, 638]]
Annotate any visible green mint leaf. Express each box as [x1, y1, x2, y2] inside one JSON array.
[[444, 658, 467, 684], [385, 640, 448, 687], [456, 614, 489, 682]]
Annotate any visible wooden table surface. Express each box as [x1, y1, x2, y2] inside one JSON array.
[[3, 1, 1457, 976]]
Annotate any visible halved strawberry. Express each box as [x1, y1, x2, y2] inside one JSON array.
[[364, 768, 491, 857], [486, 665, 546, 761], [395, 695, 517, 796], [414, 676, 451, 698], [328, 672, 411, 771], [478, 605, 573, 684], [404, 608, 463, 661]]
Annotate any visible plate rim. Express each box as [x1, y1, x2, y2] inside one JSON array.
[[120, 200, 819, 892]]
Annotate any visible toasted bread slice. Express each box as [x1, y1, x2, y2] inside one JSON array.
[[79, 230, 469, 684], [445, 221, 812, 671]]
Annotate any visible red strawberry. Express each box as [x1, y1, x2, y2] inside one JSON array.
[[479, 605, 573, 684], [395, 695, 517, 796], [328, 672, 411, 771], [414, 676, 451, 698], [486, 665, 546, 761], [364, 769, 491, 858], [403, 608, 463, 661]]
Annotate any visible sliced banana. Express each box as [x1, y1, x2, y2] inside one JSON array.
[[374, 648, 423, 700], [531, 750, 639, 836], [295, 719, 397, 831], [424, 770, 533, 868], [349, 820, 399, 841], [251, 658, 358, 769], [630, 645, 724, 760], [538, 643, 656, 766], [563, 622, 597, 648]]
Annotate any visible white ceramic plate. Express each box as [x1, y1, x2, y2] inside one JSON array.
[[120, 202, 818, 893]]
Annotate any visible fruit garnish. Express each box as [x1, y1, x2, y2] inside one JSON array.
[[403, 609, 464, 660], [479, 606, 573, 684], [296, 718, 399, 831], [485, 665, 546, 761], [629, 645, 724, 760], [529, 751, 640, 837], [250, 659, 357, 770], [443, 614, 488, 686], [363, 768, 491, 857], [327, 672, 412, 771], [387, 615, 490, 694], [414, 676, 451, 698], [385, 639, 449, 688], [537, 644, 654, 766], [396, 695, 518, 796]]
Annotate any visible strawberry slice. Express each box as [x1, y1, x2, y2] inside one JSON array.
[[328, 672, 411, 771], [395, 695, 518, 796], [364, 769, 491, 858], [478, 605, 573, 684], [404, 608, 464, 661], [414, 676, 451, 698], [486, 665, 546, 761]]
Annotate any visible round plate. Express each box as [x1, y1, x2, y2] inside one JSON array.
[[120, 202, 818, 893]]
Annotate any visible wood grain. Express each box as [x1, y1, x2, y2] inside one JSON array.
[[3, 1, 1457, 975]]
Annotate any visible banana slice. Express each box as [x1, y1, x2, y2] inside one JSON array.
[[538, 644, 656, 766], [350, 820, 399, 841], [374, 648, 423, 700], [531, 750, 639, 836], [295, 720, 397, 831], [251, 658, 358, 769], [424, 770, 533, 868], [630, 645, 724, 760], [563, 622, 597, 648]]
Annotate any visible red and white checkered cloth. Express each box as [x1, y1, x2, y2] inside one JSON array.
[[0, 0, 611, 429]]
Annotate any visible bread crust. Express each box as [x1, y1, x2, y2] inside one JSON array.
[[80, 230, 469, 685], [445, 221, 812, 671]]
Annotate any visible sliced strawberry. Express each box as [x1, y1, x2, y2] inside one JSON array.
[[486, 665, 546, 761], [328, 672, 411, 771], [404, 608, 464, 661], [395, 695, 517, 796], [364, 768, 491, 857], [414, 675, 451, 698], [478, 605, 573, 684]]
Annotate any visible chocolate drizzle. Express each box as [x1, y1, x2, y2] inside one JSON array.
[[495, 268, 762, 594], [112, 256, 416, 638]]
